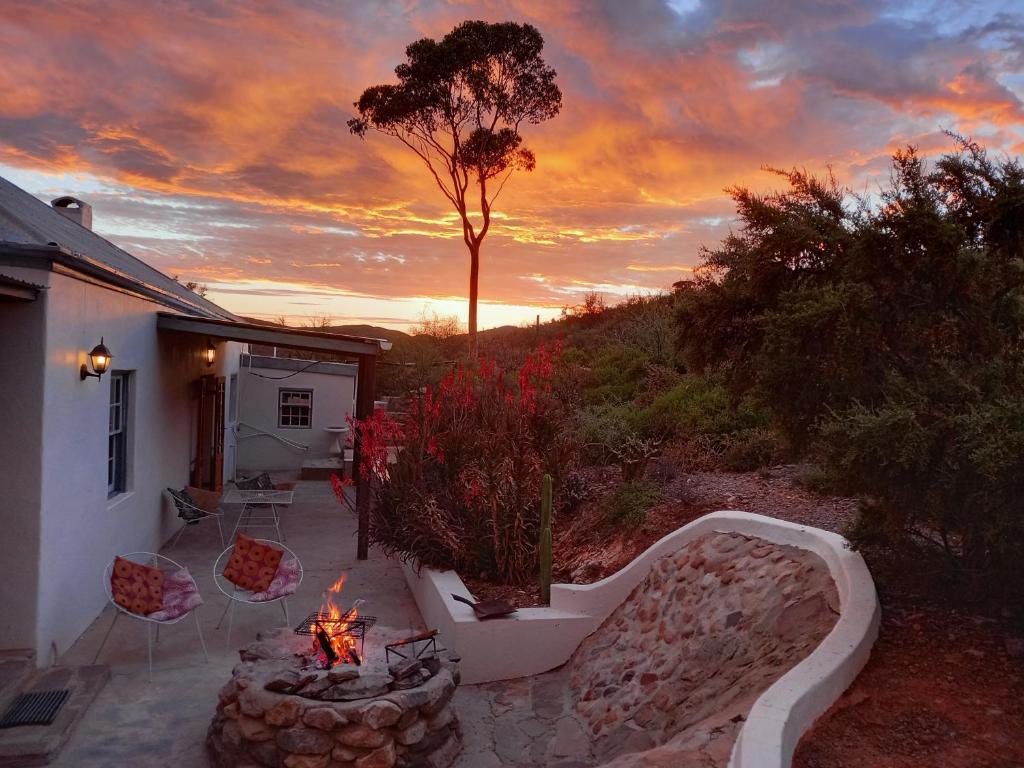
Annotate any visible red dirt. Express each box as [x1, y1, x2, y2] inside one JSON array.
[[794, 600, 1024, 768]]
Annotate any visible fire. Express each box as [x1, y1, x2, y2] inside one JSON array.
[[313, 573, 364, 668]]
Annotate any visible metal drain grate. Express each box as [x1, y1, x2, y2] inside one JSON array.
[[0, 689, 70, 728]]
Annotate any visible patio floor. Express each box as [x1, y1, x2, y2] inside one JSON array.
[[53, 476, 427, 768]]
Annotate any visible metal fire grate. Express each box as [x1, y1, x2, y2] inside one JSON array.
[[294, 611, 377, 656], [0, 689, 70, 728], [385, 629, 443, 664]]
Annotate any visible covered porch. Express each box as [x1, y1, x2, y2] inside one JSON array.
[[156, 312, 391, 560]]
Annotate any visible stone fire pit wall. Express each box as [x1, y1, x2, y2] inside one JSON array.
[[207, 631, 461, 768]]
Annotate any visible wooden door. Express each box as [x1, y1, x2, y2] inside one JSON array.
[[192, 374, 226, 490]]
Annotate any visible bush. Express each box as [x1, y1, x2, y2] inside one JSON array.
[[603, 479, 662, 526], [584, 344, 650, 404], [722, 427, 789, 471], [360, 343, 581, 584], [677, 137, 1024, 604]]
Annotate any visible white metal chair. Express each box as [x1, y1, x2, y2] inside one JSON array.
[[213, 539, 303, 649], [166, 487, 226, 549], [94, 552, 208, 681]]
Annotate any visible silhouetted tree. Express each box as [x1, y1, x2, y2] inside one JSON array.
[[349, 20, 562, 355]]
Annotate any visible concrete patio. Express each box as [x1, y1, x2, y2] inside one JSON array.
[[52, 476, 427, 768]]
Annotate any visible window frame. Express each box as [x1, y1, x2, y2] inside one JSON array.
[[108, 371, 132, 497], [277, 388, 313, 429]]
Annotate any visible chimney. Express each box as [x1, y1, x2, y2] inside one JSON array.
[[51, 196, 93, 230]]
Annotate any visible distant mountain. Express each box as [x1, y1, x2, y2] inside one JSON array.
[[322, 325, 412, 343]]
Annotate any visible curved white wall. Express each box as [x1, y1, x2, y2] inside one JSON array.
[[403, 510, 880, 767]]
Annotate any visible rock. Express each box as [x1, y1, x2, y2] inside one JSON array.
[[239, 687, 277, 718], [238, 714, 275, 742], [298, 677, 335, 699], [552, 716, 588, 757], [425, 733, 461, 768], [276, 726, 335, 755], [395, 718, 426, 746], [388, 658, 423, 680], [336, 724, 389, 749], [321, 674, 393, 701], [265, 670, 305, 692], [266, 697, 303, 727], [332, 744, 362, 762], [725, 610, 743, 628], [223, 702, 240, 720], [303, 707, 348, 731], [245, 738, 281, 767], [221, 719, 242, 751], [359, 700, 403, 729], [283, 754, 330, 768], [355, 740, 396, 768], [328, 666, 361, 683], [426, 705, 453, 732]]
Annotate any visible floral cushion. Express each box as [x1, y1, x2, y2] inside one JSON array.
[[167, 487, 205, 521], [251, 557, 301, 602], [149, 568, 203, 621], [222, 534, 283, 592], [111, 556, 164, 615]]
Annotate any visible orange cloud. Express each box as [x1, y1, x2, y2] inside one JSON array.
[[0, 0, 1020, 327]]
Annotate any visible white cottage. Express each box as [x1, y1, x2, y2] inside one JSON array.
[[0, 177, 386, 665]]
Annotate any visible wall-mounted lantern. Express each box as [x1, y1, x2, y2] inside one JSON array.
[[205, 340, 217, 367], [80, 337, 112, 381]]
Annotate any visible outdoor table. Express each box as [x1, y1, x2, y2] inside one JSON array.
[[221, 487, 294, 543]]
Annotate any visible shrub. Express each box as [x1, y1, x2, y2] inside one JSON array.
[[358, 342, 581, 585], [602, 479, 662, 526], [584, 344, 650, 404], [722, 427, 789, 471]]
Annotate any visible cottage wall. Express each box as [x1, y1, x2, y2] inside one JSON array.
[[24, 270, 239, 661]]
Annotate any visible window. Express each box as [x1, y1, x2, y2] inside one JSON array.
[[278, 388, 312, 428], [108, 372, 131, 496]]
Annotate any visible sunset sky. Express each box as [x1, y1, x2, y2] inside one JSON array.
[[1, 0, 1021, 330]]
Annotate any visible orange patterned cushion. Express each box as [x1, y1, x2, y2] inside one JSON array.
[[111, 556, 164, 616], [223, 534, 283, 592]]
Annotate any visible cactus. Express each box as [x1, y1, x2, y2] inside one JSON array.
[[539, 473, 553, 604]]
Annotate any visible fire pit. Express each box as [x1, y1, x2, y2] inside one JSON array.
[[207, 576, 461, 768]]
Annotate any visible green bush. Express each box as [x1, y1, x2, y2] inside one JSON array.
[[584, 344, 650, 404], [635, 376, 770, 439], [603, 479, 662, 526], [722, 427, 789, 471]]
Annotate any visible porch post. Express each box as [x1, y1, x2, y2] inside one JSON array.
[[353, 353, 377, 560]]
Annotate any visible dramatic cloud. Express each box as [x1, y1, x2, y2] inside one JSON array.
[[0, 0, 1020, 327]]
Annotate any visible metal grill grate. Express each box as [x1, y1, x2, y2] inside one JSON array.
[[294, 611, 377, 656], [0, 689, 70, 728]]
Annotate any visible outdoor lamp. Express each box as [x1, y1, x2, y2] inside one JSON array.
[[205, 340, 216, 367], [80, 337, 112, 381]]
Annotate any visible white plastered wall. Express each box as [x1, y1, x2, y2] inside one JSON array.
[[29, 270, 239, 662]]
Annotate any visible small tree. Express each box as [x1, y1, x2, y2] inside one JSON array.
[[348, 20, 562, 355]]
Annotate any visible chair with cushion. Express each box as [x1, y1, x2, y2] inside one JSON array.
[[213, 534, 303, 648], [94, 552, 208, 680], [166, 487, 226, 549]]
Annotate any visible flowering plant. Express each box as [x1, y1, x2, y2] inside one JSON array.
[[356, 342, 580, 584]]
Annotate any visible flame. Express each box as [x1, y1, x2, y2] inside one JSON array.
[[314, 573, 363, 667]]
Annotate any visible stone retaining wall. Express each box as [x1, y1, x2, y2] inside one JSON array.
[[571, 531, 838, 764]]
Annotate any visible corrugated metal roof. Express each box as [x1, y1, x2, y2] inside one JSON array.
[[0, 175, 234, 319]]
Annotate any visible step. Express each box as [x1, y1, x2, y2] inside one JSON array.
[[300, 456, 347, 480], [0, 665, 109, 766], [0, 652, 35, 717]]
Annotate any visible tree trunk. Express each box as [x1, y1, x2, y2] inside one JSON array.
[[468, 241, 480, 357]]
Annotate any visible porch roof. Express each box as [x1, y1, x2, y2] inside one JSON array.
[[156, 313, 390, 357]]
